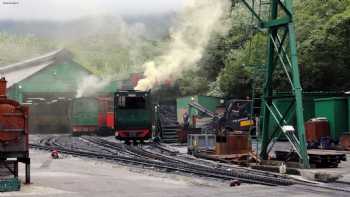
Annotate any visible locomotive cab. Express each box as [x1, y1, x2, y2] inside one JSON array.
[[114, 90, 153, 143]]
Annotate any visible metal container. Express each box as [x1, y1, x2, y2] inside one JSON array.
[[315, 97, 348, 140], [215, 132, 251, 155], [227, 132, 251, 154], [304, 118, 330, 142], [187, 134, 216, 153]]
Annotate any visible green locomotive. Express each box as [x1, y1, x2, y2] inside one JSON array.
[[114, 90, 154, 143]]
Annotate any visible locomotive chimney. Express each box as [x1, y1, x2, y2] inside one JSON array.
[[0, 77, 7, 98]]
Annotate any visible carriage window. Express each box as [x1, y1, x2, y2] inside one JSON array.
[[118, 96, 146, 109], [118, 96, 126, 108]]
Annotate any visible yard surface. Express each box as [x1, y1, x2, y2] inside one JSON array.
[[3, 148, 350, 197]]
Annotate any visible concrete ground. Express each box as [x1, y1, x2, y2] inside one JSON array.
[[2, 149, 349, 197], [253, 140, 350, 182]]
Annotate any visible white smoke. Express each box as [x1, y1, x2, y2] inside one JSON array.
[[135, 0, 232, 91], [76, 75, 111, 98], [73, 16, 150, 98]]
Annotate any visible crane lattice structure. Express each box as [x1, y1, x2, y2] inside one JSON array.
[[235, 0, 310, 168]]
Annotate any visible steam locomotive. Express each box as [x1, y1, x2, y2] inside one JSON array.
[[0, 77, 30, 184], [114, 90, 154, 144]]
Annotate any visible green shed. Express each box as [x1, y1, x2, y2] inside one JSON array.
[[2, 49, 112, 133], [2, 49, 126, 133], [176, 96, 222, 124], [315, 97, 348, 140]]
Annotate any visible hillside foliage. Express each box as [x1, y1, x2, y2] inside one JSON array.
[[178, 0, 350, 98]]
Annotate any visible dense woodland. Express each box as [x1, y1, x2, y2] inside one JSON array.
[[180, 0, 350, 98], [0, 0, 349, 98]]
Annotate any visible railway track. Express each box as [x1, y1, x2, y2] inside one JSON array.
[[30, 136, 350, 193], [82, 136, 295, 185]]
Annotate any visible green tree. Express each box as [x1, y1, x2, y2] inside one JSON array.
[[218, 33, 266, 97], [177, 70, 210, 96], [295, 0, 350, 91], [300, 7, 350, 91]]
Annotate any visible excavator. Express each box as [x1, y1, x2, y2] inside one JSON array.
[[187, 99, 256, 140]]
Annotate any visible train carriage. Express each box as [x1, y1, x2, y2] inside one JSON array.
[[70, 97, 99, 135]]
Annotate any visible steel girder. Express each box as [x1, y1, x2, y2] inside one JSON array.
[[238, 0, 310, 168]]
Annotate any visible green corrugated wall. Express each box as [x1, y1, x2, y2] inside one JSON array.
[[176, 96, 222, 124]]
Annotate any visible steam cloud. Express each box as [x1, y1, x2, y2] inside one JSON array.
[[76, 75, 111, 98], [135, 0, 232, 91], [74, 17, 150, 98]]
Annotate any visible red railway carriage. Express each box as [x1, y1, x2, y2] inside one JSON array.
[[97, 96, 114, 128], [96, 97, 115, 136], [0, 77, 30, 184]]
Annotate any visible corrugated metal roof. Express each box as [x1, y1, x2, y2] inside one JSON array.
[[0, 49, 64, 88]]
